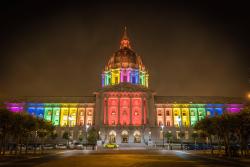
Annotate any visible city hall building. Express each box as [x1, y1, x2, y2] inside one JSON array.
[[2, 28, 244, 146]]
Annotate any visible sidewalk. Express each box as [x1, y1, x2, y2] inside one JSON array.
[[185, 150, 250, 164]]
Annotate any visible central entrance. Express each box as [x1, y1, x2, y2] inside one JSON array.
[[108, 130, 116, 143], [121, 130, 129, 143], [134, 130, 141, 143]]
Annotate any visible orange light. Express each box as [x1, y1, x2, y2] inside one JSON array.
[[247, 93, 250, 99]]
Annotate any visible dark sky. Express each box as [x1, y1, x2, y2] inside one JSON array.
[[0, 1, 249, 98]]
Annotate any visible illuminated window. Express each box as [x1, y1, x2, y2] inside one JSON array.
[[134, 111, 139, 116], [123, 76, 127, 82], [166, 121, 170, 126], [159, 121, 163, 126], [87, 120, 91, 125], [115, 77, 118, 84], [190, 111, 195, 116], [158, 112, 162, 116], [132, 76, 136, 83], [111, 110, 116, 115], [88, 111, 92, 116]]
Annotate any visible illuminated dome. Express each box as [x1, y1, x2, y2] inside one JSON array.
[[102, 27, 149, 87], [105, 48, 145, 70]]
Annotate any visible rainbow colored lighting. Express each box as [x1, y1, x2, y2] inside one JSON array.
[[6, 103, 25, 112], [101, 28, 149, 88]]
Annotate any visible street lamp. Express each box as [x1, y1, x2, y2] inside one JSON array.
[[161, 125, 164, 149], [85, 124, 90, 143], [98, 131, 101, 140], [247, 93, 250, 102], [85, 124, 89, 149]]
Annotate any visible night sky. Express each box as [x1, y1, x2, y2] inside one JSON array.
[[0, 1, 249, 98]]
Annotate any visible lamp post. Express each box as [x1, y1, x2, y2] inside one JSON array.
[[161, 125, 164, 149], [68, 116, 73, 140], [177, 116, 183, 150], [85, 124, 90, 146], [98, 131, 101, 140]]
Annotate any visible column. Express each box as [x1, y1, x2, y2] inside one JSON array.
[[118, 96, 120, 125], [84, 106, 87, 125], [171, 107, 174, 127], [76, 105, 79, 126], [163, 107, 166, 126], [141, 97, 144, 125], [106, 97, 108, 125], [130, 97, 132, 125]]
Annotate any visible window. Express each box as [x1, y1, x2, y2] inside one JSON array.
[[87, 120, 91, 125], [198, 112, 202, 116], [185, 131, 189, 139], [166, 110, 170, 116], [182, 112, 186, 116], [123, 76, 127, 82], [166, 121, 170, 126], [158, 112, 162, 116], [87, 111, 92, 116], [176, 131, 180, 139], [111, 110, 116, 115], [112, 120, 115, 125], [134, 111, 139, 116], [132, 76, 136, 83], [115, 77, 118, 84], [190, 111, 195, 116], [159, 121, 163, 126]]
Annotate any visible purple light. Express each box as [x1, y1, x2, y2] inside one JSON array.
[[226, 107, 241, 113], [6, 103, 25, 113]]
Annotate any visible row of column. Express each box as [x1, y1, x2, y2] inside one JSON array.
[[104, 96, 145, 125]]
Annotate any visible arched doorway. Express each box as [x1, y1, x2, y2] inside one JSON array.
[[134, 130, 141, 143], [108, 130, 116, 143], [121, 130, 129, 143]]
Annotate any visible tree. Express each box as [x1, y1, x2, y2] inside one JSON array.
[[0, 109, 13, 155], [195, 117, 217, 154], [164, 132, 172, 150], [87, 127, 98, 150], [191, 132, 198, 150], [78, 135, 83, 143], [62, 132, 70, 148], [179, 131, 185, 150]]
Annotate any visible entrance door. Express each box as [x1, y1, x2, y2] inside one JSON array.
[[134, 130, 141, 143], [108, 130, 116, 143], [121, 130, 129, 143]]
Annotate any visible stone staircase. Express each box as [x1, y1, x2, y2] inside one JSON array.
[[118, 143, 147, 150]]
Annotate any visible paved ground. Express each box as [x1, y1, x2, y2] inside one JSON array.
[[0, 150, 249, 167]]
